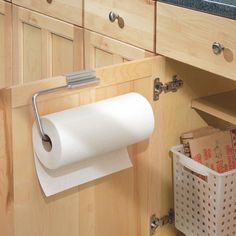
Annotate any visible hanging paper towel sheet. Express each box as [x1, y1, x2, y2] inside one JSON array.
[[32, 92, 154, 196]]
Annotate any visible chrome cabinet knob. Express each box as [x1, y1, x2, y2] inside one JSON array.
[[212, 42, 224, 55], [109, 11, 125, 28], [109, 11, 119, 22]]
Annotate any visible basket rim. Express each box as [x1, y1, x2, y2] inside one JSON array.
[[170, 145, 236, 177]]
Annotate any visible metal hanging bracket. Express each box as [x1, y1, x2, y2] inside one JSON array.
[[150, 209, 175, 235], [32, 70, 99, 142], [153, 75, 183, 101]]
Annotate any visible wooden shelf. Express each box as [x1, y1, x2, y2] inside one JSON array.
[[192, 90, 236, 125]]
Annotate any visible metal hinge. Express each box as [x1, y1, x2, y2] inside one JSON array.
[[153, 75, 183, 101], [150, 209, 175, 235]]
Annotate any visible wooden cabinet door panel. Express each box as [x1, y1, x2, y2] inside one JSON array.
[[13, 6, 83, 85], [2, 57, 162, 236], [0, 1, 12, 88], [84, 30, 153, 69]]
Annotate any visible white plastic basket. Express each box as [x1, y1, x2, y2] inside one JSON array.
[[171, 145, 236, 236]]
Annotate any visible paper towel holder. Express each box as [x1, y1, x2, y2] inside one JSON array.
[[32, 70, 100, 143]]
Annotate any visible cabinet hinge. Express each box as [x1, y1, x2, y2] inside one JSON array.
[[153, 75, 183, 101], [150, 209, 175, 235]]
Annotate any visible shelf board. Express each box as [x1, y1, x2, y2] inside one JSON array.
[[191, 90, 236, 125]]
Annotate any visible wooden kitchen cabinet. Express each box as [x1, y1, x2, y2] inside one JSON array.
[[84, 30, 153, 69], [84, 0, 155, 51], [156, 3, 236, 81], [12, 6, 83, 85], [0, 1, 12, 88], [2, 56, 236, 236], [12, 0, 82, 26], [1, 1, 236, 236]]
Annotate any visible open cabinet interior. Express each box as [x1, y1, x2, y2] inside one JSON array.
[[192, 90, 236, 128], [1, 55, 236, 236]]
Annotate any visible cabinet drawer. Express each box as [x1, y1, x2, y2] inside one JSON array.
[[84, 0, 155, 51], [12, 0, 82, 26], [156, 3, 236, 81]]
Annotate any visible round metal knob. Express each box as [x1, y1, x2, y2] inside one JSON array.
[[109, 11, 124, 28], [109, 11, 119, 22], [212, 42, 224, 55], [47, 0, 52, 3]]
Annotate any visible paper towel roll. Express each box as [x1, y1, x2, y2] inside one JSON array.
[[32, 92, 154, 196]]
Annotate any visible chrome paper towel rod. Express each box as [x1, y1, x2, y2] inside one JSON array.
[[32, 70, 100, 142]]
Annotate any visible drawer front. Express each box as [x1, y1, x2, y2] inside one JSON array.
[[84, 0, 155, 51], [13, 6, 83, 85], [156, 3, 236, 81], [12, 0, 82, 26]]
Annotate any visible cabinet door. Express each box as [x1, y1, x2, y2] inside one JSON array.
[[0, 1, 11, 88], [84, 0, 155, 51], [4, 57, 163, 236], [12, 0, 82, 26], [84, 30, 153, 69], [13, 6, 83, 85]]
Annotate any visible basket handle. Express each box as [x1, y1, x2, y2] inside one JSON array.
[[178, 157, 209, 177]]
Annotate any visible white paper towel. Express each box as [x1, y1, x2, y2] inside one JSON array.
[[32, 92, 154, 196]]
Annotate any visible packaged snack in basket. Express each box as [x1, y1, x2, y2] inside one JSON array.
[[189, 129, 236, 173], [180, 126, 220, 157]]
